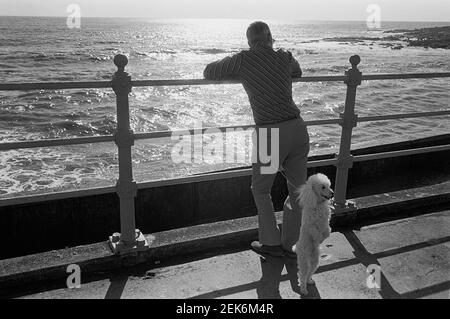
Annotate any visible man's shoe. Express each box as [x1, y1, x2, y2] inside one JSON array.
[[251, 241, 284, 257]]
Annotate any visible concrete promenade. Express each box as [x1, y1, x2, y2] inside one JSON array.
[[15, 209, 450, 299]]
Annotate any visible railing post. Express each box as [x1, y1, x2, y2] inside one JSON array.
[[109, 54, 149, 254], [333, 55, 362, 215]]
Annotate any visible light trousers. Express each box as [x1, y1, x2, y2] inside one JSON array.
[[251, 117, 310, 249]]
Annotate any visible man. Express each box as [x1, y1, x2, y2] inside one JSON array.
[[204, 21, 310, 257]]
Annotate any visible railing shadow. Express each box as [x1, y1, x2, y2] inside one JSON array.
[[343, 230, 450, 299], [104, 275, 128, 299], [190, 230, 450, 299], [343, 230, 402, 299], [401, 281, 450, 299]]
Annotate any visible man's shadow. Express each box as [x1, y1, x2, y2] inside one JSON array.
[[256, 255, 321, 299]]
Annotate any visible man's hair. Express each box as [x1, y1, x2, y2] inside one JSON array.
[[246, 21, 273, 48]]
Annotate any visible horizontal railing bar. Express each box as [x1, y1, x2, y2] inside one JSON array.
[[133, 73, 450, 87], [119, 158, 332, 188], [135, 109, 450, 141], [1, 72, 449, 91], [0, 76, 347, 91], [357, 110, 450, 122], [0, 135, 115, 151], [134, 119, 341, 141], [308, 158, 338, 167], [0, 81, 112, 91], [137, 169, 252, 189], [136, 146, 450, 188], [135, 124, 253, 140], [361, 72, 450, 81], [136, 158, 339, 189], [303, 119, 342, 126], [132, 76, 348, 87], [353, 144, 450, 162], [134, 109, 450, 141], [0, 186, 116, 208]]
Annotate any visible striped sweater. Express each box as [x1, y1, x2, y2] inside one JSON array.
[[203, 47, 302, 125]]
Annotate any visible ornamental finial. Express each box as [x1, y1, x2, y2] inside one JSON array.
[[349, 55, 361, 69], [114, 54, 128, 73]]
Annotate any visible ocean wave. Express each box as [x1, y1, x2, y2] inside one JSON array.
[[1, 51, 87, 64], [4, 51, 116, 64], [95, 40, 126, 45], [303, 65, 348, 73], [192, 48, 235, 55], [0, 47, 238, 67], [0, 147, 118, 197], [288, 48, 319, 55], [322, 36, 384, 43], [0, 39, 27, 47], [130, 49, 176, 58], [299, 39, 321, 44], [33, 53, 74, 62], [88, 54, 114, 62], [0, 63, 18, 69], [41, 118, 115, 136], [130, 48, 235, 58], [89, 118, 117, 134], [132, 51, 151, 57], [157, 49, 178, 55], [302, 49, 318, 55], [0, 69, 16, 74]]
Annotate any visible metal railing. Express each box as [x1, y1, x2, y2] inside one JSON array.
[[1, 54, 449, 254]]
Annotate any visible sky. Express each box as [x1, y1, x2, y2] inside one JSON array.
[[0, 0, 449, 21]]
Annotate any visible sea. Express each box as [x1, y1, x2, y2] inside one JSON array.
[[0, 17, 449, 198]]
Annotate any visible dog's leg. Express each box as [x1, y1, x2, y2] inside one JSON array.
[[310, 225, 325, 247], [307, 246, 320, 284], [296, 244, 309, 295]]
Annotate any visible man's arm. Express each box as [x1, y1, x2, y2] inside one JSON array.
[[288, 52, 302, 78], [203, 53, 242, 80]]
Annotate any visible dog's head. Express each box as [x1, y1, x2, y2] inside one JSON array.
[[298, 173, 334, 207]]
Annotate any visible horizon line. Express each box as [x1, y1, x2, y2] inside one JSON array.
[[1, 15, 450, 23]]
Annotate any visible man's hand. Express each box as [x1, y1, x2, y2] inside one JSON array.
[[291, 58, 302, 78]]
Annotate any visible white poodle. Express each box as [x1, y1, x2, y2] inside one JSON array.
[[294, 173, 334, 295]]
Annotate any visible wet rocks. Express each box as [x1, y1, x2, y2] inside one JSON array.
[[385, 26, 450, 49]]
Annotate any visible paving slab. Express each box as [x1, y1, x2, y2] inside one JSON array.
[[349, 209, 450, 299]]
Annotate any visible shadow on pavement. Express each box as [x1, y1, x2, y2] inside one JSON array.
[[189, 230, 450, 299], [104, 275, 128, 299], [256, 254, 322, 299]]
